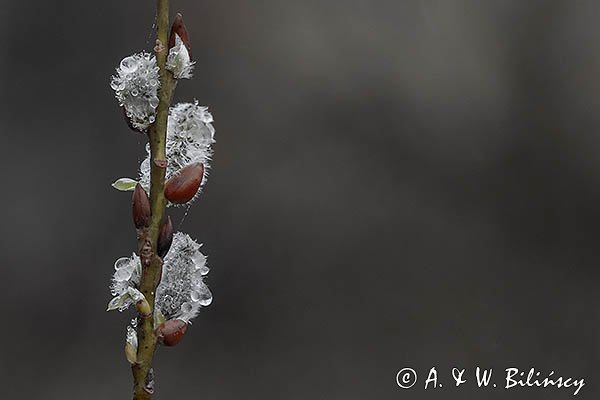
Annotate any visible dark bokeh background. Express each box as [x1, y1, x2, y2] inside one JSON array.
[[0, 0, 598, 398]]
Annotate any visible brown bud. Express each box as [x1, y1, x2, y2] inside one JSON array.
[[157, 216, 174, 258], [155, 319, 187, 347], [168, 13, 191, 55], [164, 163, 204, 204], [132, 184, 151, 229]]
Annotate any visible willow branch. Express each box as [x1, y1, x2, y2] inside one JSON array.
[[131, 0, 176, 398]]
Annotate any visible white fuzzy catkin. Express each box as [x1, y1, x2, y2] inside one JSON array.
[[107, 233, 212, 323], [108, 254, 143, 312], [155, 232, 212, 322], [110, 52, 160, 131], [139, 101, 215, 205], [166, 34, 195, 79]]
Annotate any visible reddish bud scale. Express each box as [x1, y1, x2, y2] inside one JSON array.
[[132, 184, 151, 229], [155, 319, 188, 347], [154, 158, 167, 168], [157, 216, 174, 258], [164, 162, 204, 204], [168, 13, 192, 55]]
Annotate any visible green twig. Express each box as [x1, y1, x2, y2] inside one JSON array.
[[131, 0, 176, 398]]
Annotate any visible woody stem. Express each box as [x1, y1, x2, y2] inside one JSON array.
[[131, 0, 177, 398]]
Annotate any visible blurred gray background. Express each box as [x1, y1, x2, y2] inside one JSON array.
[[0, 0, 598, 398]]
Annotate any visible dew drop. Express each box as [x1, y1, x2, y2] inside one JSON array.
[[199, 296, 212, 307], [149, 96, 159, 109], [120, 56, 138, 74], [198, 286, 212, 306], [115, 267, 132, 282], [114, 257, 130, 270]]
